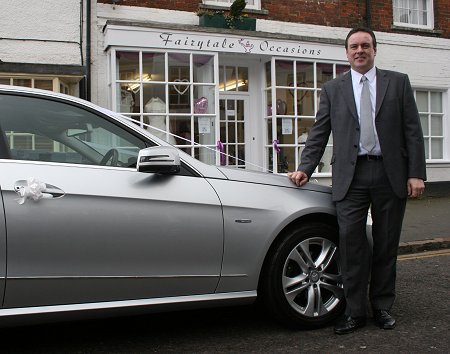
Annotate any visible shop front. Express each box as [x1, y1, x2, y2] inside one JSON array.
[[103, 22, 351, 180]]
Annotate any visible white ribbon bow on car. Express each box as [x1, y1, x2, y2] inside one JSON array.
[[15, 177, 48, 205]]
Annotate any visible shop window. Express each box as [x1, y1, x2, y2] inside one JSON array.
[[203, 0, 261, 11], [113, 50, 217, 163], [265, 59, 350, 174], [393, 0, 434, 30], [416, 90, 445, 160]]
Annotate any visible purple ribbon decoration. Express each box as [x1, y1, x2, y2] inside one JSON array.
[[217, 140, 226, 165], [273, 139, 281, 153]]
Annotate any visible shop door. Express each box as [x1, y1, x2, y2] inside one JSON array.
[[218, 96, 250, 168]]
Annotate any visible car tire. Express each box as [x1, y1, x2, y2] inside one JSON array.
[[260, 222, 344, 328]]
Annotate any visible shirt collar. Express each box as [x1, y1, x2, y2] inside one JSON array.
[[351, 66, 376, 83]]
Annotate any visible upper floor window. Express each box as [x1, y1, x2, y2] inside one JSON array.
[[203, 0, 261, 11], [393, 0, 434, 30]]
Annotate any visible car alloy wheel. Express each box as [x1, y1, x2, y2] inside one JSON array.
[[261, 222, 344, 328]]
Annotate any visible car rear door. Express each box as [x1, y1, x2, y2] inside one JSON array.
[[0, 91, 223, 308]]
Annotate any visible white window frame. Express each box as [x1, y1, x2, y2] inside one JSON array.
[[393, 0, 434, 30], [109, 48, 219, 164], [202, 0, 261, 11], [264, 58, 350, 174], [0, 76, 69, 93], [414, 89, 446, 161]]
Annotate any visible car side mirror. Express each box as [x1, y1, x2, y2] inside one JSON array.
[[137, 146, 181, 174], [66, 123, 94, 137]]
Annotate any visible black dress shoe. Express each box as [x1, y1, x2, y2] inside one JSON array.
[[334, 315, 366, 335], [373, 309, 396, 329]]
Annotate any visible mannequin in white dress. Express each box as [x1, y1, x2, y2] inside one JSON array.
[[298, 128, 308, 162], [144, 97, 176, 144]]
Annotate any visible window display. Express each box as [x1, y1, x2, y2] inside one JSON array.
[[144, 97, 176, 144], [112, 50, 216, 157], [265, 59, 350, 174]]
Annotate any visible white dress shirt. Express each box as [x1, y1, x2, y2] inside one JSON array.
[[351, 67, 382, 155]]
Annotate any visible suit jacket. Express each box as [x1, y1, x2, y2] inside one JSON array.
[[298, 68, 427, 202]]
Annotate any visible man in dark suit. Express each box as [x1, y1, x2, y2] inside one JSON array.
[[288, 27, 426, 334]]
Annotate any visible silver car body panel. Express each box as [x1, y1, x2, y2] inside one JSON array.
[[0, 160, 223, 307], [216, 166, 332, 192], [206, 173, 335, 293]]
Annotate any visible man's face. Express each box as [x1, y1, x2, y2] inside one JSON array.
[[346, 31, 377, 74]]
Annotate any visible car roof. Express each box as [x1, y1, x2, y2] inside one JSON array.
[[0, 84, 113, 114]]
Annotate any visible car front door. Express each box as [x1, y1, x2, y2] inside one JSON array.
[[0, 92, 223, 308], [0, 187, 6, 307]]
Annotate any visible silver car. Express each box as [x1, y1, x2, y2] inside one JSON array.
[[0, 85, 346, 328]]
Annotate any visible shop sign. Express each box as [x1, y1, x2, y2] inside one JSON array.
[[105, 25, 345, 60]]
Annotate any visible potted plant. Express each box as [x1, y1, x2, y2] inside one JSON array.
[[197, 9, 227, 28], [197, 0, 256, 31]]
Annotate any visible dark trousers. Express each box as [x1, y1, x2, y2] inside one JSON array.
[[336, 158, 407, 318]]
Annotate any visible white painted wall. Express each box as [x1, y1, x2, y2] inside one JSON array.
[[97, 3, 197, 25], [0, 0, 82, 65]]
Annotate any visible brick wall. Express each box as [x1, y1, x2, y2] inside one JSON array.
[[261, 0, 365, 28], [435, 0, 450, 38], [97, 0, 199, 12]]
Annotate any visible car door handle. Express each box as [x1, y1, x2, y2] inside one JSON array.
[[14, 178, 65, 204]]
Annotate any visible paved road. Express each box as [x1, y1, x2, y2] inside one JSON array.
[[2, 251, 449, 354]]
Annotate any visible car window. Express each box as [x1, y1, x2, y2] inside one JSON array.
[[0, 93, 146, 167]]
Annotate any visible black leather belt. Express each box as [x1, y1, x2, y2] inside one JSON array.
[[358, 155, 383, 161]]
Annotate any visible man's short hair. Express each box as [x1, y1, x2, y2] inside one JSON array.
[[345, 27, 377, 49]]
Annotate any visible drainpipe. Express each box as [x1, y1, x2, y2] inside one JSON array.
[[86, 0, 92, 101], [365, 0, 371, 28]]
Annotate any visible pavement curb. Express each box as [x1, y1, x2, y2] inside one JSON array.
[[398, 237, 450, 255]]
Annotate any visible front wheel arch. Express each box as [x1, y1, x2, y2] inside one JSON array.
[[259, 221, 344, 328]]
